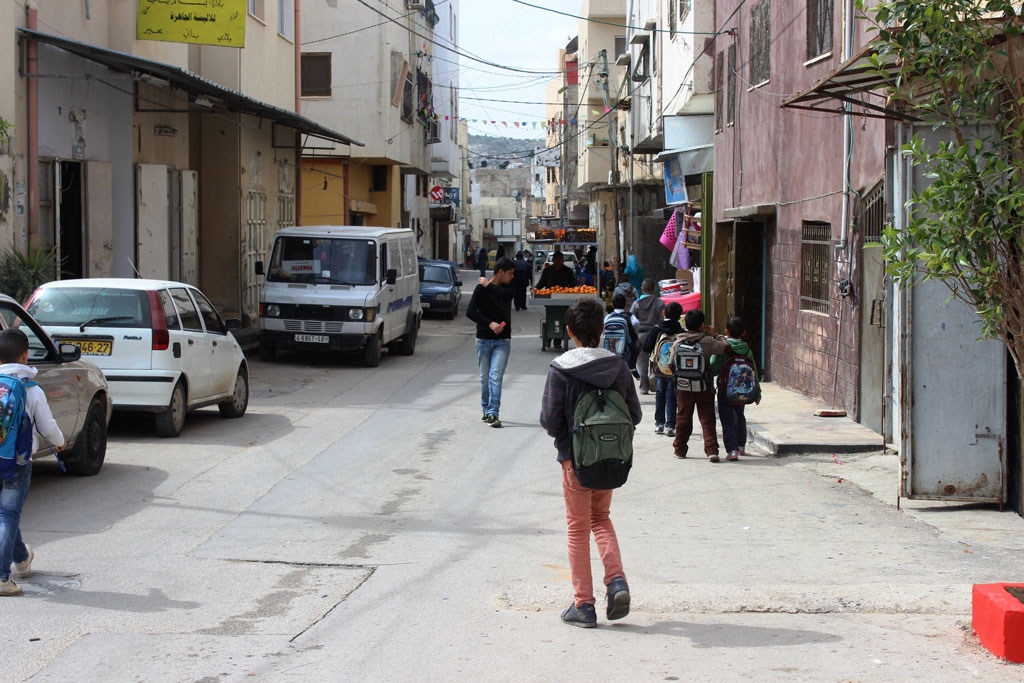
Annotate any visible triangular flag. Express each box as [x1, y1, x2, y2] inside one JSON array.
[[592, 110, 601, 115], [570, 118, 576, 124], [445, 116, 449, 120], [532, 122, 537, 128], [513, 122, 519, 127], [604, 105, 612, 113], [502, 122, 508, 127]]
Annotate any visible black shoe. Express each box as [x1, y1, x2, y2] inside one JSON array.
[[606, 577, 630, 620], [561, 602, 597, 628], [630, 369, 640, 380]]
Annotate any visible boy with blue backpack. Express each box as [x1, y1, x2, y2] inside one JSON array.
[[541, 298, 642, 628], [710, 316, 761, 461], [602, 293, 638, 372], [0, 328, 65, 596], [640, 302, 684, 437]]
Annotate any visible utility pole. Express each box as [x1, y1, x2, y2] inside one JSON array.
[[598, 50, 622, 270]]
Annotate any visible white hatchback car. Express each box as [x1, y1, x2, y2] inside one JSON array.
[[27, 279, 249, 437]]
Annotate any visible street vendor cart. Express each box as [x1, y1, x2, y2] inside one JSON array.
[[532, 289, 600, 351]]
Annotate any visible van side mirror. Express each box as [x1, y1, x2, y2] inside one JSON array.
[[386, 269, 397, 285], [225, 318, 242, 331], [59, 343, 81, 362], [255, 261, 265, 276]]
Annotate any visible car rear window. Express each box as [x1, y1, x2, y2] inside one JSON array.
[[27, 288, 151, 329]]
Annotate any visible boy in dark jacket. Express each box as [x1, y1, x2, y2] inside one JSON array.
[[672, 309, 729, 462], [640, 302, 683, 437], [710, 316, 762, 460], [466, 259, 515, 427], [631, 279, 664, 395], [540, 299, 642, 628]]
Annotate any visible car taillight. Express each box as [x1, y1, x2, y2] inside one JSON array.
[[147, 290, 169, 351]]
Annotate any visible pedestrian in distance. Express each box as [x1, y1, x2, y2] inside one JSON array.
[[631, 278, 664, 395], [466, 258, 516, 428], [512, 252, 532, 311], [672, 309, 730, 462], [540, 298, 642, 628], [710, 316, 762, 461], [477, 247, 489, 278], [0, 328, 66, 597], [624, 253, 644, 293], [603, 293, 639, 375], [641, 301, 684, 437]]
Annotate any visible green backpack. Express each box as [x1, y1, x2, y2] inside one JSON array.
[[571, 387, 635, 489]]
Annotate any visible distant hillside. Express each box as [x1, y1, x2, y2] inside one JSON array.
[[467, 134, 544, 164]]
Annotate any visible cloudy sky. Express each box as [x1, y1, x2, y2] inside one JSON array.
[[457, 0, 581, 141]]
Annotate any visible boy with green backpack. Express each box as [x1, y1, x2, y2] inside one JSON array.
[[540, 299, 642, 628]]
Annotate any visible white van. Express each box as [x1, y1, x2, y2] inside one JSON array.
[[256, 226, 422, 367]]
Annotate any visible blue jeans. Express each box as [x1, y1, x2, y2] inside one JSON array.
[[655, 377, 677, 427], [476, 338, 511, 417], [0, 463, 32, 582], [718, 395, 747, 453]]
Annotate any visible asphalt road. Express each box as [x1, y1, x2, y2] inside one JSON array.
[[5, 281, 1022, 681]]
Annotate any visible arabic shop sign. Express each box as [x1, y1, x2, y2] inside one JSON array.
[[137, 0, 247, 48]]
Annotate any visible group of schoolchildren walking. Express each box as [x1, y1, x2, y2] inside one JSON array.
[[539, 282, 761, 628]]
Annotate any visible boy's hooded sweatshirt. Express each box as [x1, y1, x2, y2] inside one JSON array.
[[540, 347, 642, 462], [0, 363, 65, 455], [710, 338, 762, 401], [640, 318, 683, 354]]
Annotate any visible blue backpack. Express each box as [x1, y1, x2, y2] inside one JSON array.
[[602, 313, 631, 359], [719, 353, 759, 405], [0, 376, 38, 479]]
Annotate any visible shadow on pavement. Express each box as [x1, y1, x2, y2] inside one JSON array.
[[611, 620, 842, 647], [108, 409, 295, 447], [37, 586, 202, 612]]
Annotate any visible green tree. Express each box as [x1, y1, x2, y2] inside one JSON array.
[[863, 1, 1024, 378]]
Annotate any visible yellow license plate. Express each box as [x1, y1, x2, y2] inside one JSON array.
[[57, 339, 112, 356]]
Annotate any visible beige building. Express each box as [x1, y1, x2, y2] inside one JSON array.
[[298, 0, 461, 260], [3, 0, 357, 321]]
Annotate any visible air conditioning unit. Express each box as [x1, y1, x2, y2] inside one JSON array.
[[406, 0, 426, 9]]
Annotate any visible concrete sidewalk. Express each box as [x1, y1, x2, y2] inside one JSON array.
[[746, 382, 885, 456]]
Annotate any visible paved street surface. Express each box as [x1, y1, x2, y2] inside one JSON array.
[[4, 274, 1023, 682]]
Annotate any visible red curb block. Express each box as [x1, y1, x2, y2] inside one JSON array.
[[972, 583, 1024, 663]]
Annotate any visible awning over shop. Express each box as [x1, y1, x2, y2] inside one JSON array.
[[653, 144, 713, 175], [18, 27, 363, 147], [780, 42, 914, 121]]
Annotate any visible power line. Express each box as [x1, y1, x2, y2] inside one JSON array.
[[510, 0, 727, 36]]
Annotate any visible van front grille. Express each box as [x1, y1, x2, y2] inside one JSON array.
[[283, 320, 346, 334]]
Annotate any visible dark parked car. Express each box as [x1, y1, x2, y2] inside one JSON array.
[[418, 262, 462, 319]]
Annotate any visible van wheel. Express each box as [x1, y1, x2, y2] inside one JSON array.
[[219, 366, 249, 418], [64, 399, 107, 476], [363, 331, 382, 368], [258, 344, 276, 361], [400, 321, 417, 355], [156, 381, 187, 437]]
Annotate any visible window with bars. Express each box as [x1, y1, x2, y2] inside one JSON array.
[[807, 0, 833, 60], [726, 44, 736, 125], [860, 182, 886, 243], [401, 73, 414, 122], [715, 51, 724, 131], [801, 221, 831, 314], [417, 69, 433, 125], [300, 54, 331, 97], [750, 0, 771, 85]]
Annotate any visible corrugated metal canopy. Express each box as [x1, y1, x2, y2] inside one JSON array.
[[19, 27, 364, 147], [781, 42, 915, 121]]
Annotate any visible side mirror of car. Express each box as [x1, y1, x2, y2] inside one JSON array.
[[59, 343, 81, 362], [255, 261, 265, 276], [455, 280, 463, 287], [386, 269, 398, 286], [225, 317, 243, 331]]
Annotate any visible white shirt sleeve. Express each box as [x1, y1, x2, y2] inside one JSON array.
[[28, 386, 64, 451]]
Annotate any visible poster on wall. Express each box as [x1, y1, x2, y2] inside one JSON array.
[[137, 0, 247, 47], [663, 154, 688, 206]]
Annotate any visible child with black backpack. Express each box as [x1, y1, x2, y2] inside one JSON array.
[[0, 328, 65, 596], [640, 302, 683, 437], [710, 316, 761, 461], [602, 293, 639, 371], [672, 310, 730, 462], [540, 298, 642, 628]]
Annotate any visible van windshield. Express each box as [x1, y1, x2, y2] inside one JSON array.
[[267, 237, 377, 285]]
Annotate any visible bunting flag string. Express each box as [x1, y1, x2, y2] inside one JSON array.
[[452, 116, 594, 129]]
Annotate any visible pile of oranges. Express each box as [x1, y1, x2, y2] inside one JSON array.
[[534, 286, 598, 296]]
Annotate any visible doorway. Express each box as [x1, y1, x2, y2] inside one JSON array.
[[858, 182, 887, 436], [711, 219, 766, 374]]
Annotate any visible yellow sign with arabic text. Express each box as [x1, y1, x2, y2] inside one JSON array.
[[137, 0, 247, 48]]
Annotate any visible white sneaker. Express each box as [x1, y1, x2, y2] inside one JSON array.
[[13, 546, 33, 578], [654, 424, 664, 434], [665, 427, 675, 437], [726, 451, 740, 461], [0, 578, 22, 596]]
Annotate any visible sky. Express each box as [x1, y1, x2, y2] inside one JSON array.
[[457, 0, 582, 141]]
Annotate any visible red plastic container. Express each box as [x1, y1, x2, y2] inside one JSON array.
[[660, 291, 701, 312]]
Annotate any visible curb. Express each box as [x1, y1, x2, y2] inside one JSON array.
[[973, 583, 1024, 663], [747, 424, 885, 457]]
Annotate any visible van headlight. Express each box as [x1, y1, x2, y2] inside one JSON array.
[[262, 304, 281, 318], [348, 308, 365, 321], [435, 292, 451, 301]]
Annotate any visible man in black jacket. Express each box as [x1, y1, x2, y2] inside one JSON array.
[[466, 258, 516, 428], [512, 252, 533, 311]]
